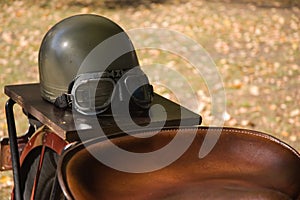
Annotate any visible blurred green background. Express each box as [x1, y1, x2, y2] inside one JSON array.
[[0, 0, 299, 198]]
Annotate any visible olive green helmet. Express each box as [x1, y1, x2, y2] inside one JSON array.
[[39, 14, 153, 115]]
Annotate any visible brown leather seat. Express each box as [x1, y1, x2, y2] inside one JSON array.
[[58, 127, 300, 199]]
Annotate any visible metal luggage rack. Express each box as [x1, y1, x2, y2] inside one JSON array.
[[2, 83, 202, 200]]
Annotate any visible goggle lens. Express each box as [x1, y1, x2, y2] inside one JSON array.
[[73, 78, 115, 115], [94, 80, 115, 107], [125, 74, 153, 108]]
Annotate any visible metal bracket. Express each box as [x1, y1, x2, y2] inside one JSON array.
[[5, 98, 22, 200]]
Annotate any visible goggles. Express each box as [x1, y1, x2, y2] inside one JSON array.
[[54, 68, 153, 115]]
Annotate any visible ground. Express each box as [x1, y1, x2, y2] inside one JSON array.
[[0, 0, 299, 198]]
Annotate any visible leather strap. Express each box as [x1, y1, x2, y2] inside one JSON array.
[[54, 93, 72, 109]]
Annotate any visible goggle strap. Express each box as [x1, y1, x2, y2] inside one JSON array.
[[54, 93, 72, 109]]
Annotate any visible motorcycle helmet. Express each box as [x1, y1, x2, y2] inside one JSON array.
[[38, 14, 153, 115]]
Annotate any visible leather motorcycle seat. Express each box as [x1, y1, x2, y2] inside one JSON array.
[[58, 127, 300, 199]]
